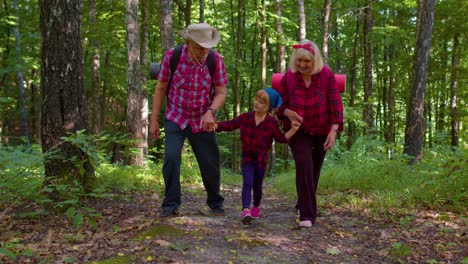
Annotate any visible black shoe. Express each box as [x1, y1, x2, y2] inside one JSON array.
[[159, 210, 179, 218], [211, 207, 225, 216]]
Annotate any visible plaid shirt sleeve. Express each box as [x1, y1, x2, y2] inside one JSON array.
[[157, 48, 174, 82], [325, 68, 344, 131], [216, 113, 244, 132], [268, 117, 289, 143]]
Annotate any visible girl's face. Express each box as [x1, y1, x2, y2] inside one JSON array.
[[294, 55, 314, 75], [254, 90, 269, 113]]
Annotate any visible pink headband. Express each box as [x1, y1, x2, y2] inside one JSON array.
[[292, 43, 315, 56]]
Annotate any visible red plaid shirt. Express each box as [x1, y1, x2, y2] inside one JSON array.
[[275, 66, 343, 135], [216, 112, 289, 170], [158, 45, 228, 133]]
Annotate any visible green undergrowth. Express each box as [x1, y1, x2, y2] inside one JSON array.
[[272, 142, 467, 215], [1, 134, 466, 218]]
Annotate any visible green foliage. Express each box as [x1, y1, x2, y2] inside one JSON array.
[[0, 238, 33, 261], [389, 242, 412, 259]]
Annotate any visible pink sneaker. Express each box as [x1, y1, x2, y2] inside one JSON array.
[[241, 209, 253, 225], [250, 207, 261, 218]]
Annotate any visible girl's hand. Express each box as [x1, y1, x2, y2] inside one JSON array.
[[290, 120, 301, 131]]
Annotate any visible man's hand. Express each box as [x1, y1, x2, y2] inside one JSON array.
[[149, 117, 160, 139], [200, 110, 216, 131]]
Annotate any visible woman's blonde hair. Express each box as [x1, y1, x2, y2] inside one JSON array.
[[289, 40, 324, 74]]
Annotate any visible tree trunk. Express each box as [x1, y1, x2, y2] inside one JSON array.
[[274, 0, 286, 73], [39, 0, 95, 188], [101, 50, 111, 125], [140, 0, 150, 155], [125, 0, 146, 166], [403, 0, 435, 164], [13, 0, 30, 145], [388, 37, 396, 152], [322, 0, 331, 62], [363, 0, 374, 135], [199, 0, 205, 22], [159, 0, 175, 54], [450, 33, 459, 147], [89, 0, 101, 134], [298, 0, 306, 41], [29, 69, 39, 141], [232, 0, 244, 172], [260, 0, 266, 88], [174, 0, 192, 28], [347, 0, 361, 149]]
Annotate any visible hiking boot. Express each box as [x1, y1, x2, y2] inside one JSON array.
[[250, 207, 261, 219], [159, 209, 179, 218], [211, 207, 225, 216], [241, 209, 253, 225]]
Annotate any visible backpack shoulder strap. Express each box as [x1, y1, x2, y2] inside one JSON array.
[[207, 49, 216, 89], [168, 45, 183, 89]]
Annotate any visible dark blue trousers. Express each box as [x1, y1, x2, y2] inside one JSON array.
[[161, 119, 224, 212], [241, 161, 265, 209]]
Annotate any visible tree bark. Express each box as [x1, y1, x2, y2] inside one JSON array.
[[274, 0, 286, 73], [232, 0, 244, 172], [159, 0, 175, 54], [13, 0, 30, 145], [174, 0, 192, 28], [322, 0, 331, 62], [39, 0, 95, 188], [298, 0, 306, 41], [347, 0, 361, 149], [125, 0, 146, 166], [450, 33, 459, 147], [403, 0, 435, 163], [89, 0, 101, 134], [199, 0, 205, 22], [363, 0, 374, 134]]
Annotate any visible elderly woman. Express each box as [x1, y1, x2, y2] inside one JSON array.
[[274, 40, 344, 228]]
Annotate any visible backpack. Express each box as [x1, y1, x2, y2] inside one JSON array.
[[150, 45, 216, 93]]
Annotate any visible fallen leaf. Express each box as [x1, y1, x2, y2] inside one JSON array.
[[326, 246, 341, 255], [154, 239, 170, 247]]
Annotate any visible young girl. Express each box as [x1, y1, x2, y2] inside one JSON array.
[[212, 88, 301, 224]]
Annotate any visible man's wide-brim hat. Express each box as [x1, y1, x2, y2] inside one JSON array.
[[178, 23, 220, 48]]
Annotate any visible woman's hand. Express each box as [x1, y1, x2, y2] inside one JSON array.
[[324, 125, 339, 150], [284, 108, 304, 124]]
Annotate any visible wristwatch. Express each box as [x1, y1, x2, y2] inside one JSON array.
[[208, 107, 218, 117]]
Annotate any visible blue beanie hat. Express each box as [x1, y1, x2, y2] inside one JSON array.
[[262, 88, 283, 111]]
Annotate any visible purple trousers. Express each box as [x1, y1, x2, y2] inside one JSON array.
[[241, 161, 265, 209], [289, 130, 327, 223]]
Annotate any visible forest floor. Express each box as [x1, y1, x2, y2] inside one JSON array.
[[1, 183, 466, 264]]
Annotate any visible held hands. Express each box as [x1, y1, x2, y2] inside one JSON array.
[[290, 120, 301, 131], [285, 109, 304, 124], [201, 110, 216, 132]]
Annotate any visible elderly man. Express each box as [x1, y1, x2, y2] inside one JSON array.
[[149, 23, 228, 218]]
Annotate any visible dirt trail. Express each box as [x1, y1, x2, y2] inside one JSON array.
[[0, 184, 465, 263]]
